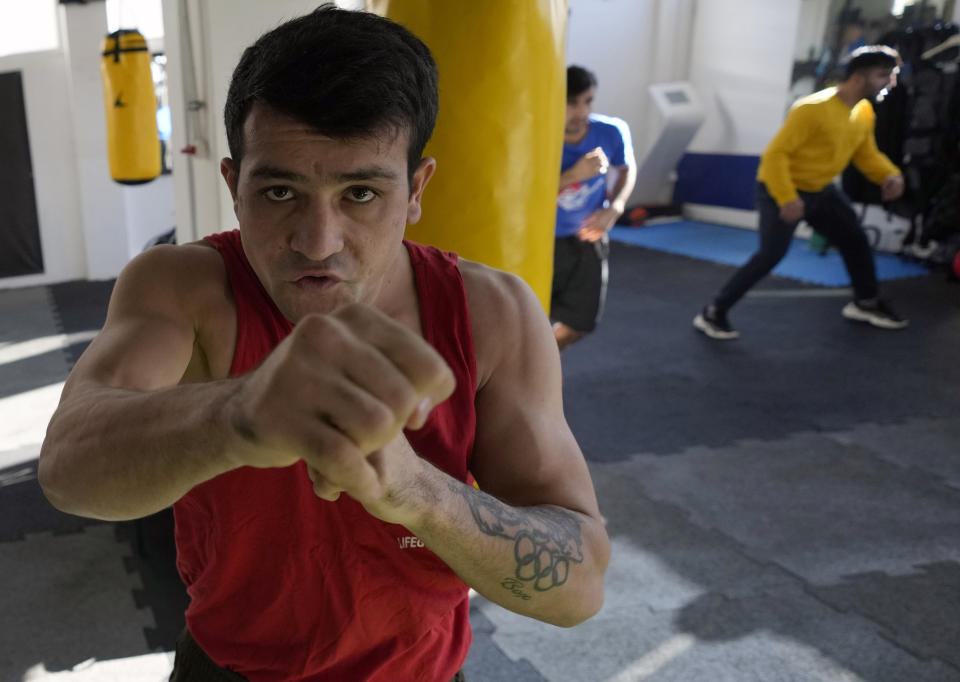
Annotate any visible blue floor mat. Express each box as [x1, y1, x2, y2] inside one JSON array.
[[609, 220, 930, 287]]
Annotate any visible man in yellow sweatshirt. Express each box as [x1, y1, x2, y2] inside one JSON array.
[[694, 45, 907, 340]]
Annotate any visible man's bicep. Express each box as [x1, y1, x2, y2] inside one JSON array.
[[472, 394, 599, 518], [69, 316, 196, 393], [469, 279, 601, 518], [63, 250, 202, 397]]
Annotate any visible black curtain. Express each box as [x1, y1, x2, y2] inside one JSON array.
[[0, 70, 44, 278]]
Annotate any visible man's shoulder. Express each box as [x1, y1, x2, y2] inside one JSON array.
[[127, 240, 226, 289], [586, 114, 632, 158], [457, 259, 530, 306], [117, 241, 233, 328], [457, 260, 542, 386], [851, 98, 876, 121], [589, 113, 631, 135], [104, 241, 235, 380], [791, 87, 838, 112]]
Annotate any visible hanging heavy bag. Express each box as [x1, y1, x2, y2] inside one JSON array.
[[100, 29, 161, 184]]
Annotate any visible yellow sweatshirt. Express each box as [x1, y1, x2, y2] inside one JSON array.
[[757, 87, 901, 206]]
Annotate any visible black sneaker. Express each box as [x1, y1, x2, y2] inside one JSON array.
[[693, 305, 739, 340], [841, 298, 908, 329]]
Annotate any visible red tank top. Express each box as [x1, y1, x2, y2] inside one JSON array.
[[174, 230, 476, 681]]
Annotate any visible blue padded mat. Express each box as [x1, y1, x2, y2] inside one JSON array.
[[609, 220, 929, 286]]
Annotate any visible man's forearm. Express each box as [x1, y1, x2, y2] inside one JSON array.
[[39, 380, 242, 521], [559, 167, 584, 191], [607, 164, 636, 214], [760, 150, 800, 205], [403, 466, 609, 627]]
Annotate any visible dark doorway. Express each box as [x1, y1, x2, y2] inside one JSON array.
[[0, 70, 44, 278]]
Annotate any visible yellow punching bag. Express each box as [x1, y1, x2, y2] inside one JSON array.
[[368, 1, 567, 311], [100, 29, 161, 184]]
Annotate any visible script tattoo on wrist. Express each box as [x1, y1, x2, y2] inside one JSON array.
[[500, 576, 532, 600], [452, 482, 584, 593]]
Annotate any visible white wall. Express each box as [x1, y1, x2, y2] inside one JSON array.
[[124, 174, 176, 256], [0, 0, 178, 289], [569, 0, 803, 159], [566, 0, 657, 160], [207, 1, 323, 236], [0, 1, 59, 58], [687, 0, 803, 156], [58, 0, 132, 280], [566, 0, 695, 206], [0, 50, 86, 288], [795, 0, 832, 61], [161, 0, 325, 246]]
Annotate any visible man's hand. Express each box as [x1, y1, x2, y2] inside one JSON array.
[[227, 303, 455, 501], [566, 147, 609, 185], [779, 199, 805, 224], [576, 206, 619, 242], [881, 174, 904, 202], [307, 431, 425, 522]]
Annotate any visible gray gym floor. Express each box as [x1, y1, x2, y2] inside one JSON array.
[[1, 243, 958, 681]]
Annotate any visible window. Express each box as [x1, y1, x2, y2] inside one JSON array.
[[0, 0, 59, 58], [151, 52, 172, 174], [106, 0, 164, 40]]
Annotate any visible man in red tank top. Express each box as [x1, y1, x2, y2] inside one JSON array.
[[39, 7, 611, 681]]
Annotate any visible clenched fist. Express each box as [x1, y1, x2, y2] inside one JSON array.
[[569, 148, 609, 184], [779, 199, 805, 224], [225, 303, 455, 502]]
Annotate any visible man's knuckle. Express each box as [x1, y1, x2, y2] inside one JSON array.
[[313, 424, 343, 452], [297, 315, 346, 349], [382, 382, 418, 416], [365, 402, 396, 435]]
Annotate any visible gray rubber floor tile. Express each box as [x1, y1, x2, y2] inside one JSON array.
[[0, 286, 58, 344], [825, 418, 960, 490], [0, 348, 74, 400], [463, 604, 549, 682], [670, 585, 959, 682], [0, 286, 72, 400], [0, 445, 42, 475], [618, 433, 960, 585], [591, 462, 794, 611], [476, 583, 959, 682], [0, 525, 156, 679], [807, 561, 960, 670], [0, 461, 105, 541]]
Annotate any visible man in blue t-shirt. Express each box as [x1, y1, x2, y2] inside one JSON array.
[[553, 65, 636, 350]]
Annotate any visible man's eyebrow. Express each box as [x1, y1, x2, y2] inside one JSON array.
[[246, 165, 400, 184], [335, 167, 400, 183], [247, 165, 309, 183]]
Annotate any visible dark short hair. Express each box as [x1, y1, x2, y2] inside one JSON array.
[[567, 65, 597, 100], [224, 5, 438, 185], [844, 45, 900, 80]]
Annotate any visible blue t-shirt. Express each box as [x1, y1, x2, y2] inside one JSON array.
[[556, 114, 634, 238]]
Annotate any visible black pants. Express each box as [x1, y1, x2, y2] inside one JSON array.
[[714, 182, 879, 311], [551, 235, 609, 332], [169, 628, 467, 682]]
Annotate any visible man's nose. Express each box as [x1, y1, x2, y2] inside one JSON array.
[[289, 200, 344, 261]]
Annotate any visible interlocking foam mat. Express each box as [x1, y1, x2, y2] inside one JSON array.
[[609, 221, 930, 286]]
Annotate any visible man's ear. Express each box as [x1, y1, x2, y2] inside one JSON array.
[[220, 158, 239, 208], [406, 157, 437, 225]]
